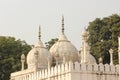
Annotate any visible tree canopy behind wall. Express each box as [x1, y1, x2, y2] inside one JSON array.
[[0, 36, 31, 80], [87, 14, 120, 64]]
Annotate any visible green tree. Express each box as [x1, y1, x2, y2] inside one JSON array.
[[45, 38, 58, 50], [87, 14, 120, 64], [0, 36, 31, 80]]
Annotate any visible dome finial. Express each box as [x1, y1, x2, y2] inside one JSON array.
[[62, 15, 64, 34], [38, 25, 41, 40]]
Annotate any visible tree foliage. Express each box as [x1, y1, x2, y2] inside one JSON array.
[[87, 14, 120, 64], [0, 36, 31, 80], [45, 38, 58, 50]]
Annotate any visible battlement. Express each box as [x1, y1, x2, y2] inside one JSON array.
[[10, 62, 119, 80], [70, 62, 119, 74]]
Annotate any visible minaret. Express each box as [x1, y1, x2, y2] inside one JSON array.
[[80, 46, 84, 63], [118, 37, 120, 79], [21, 54, 25, 70], [109, 48, 114, 65], [47, 56, 51, 69], [81, 29, 87, 63]]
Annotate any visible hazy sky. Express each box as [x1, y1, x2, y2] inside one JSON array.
[[0, 0, 120, 49]]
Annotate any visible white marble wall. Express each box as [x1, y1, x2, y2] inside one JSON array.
[[10, 62, 119, 80]]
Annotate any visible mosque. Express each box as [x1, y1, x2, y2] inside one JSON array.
[[10, 16, 120, 80]]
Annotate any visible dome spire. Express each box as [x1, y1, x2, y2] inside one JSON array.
[[38, 25, 41, 40], [35, 25, 44, 48], [62, 15, 64, 34]]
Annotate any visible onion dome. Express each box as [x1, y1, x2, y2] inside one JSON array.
[[27, 26, 52, 69], [50, 16, 79, 64], [86, 44, 96, 64], [80, 45, 96, 64], [87, 54, 96, 64]]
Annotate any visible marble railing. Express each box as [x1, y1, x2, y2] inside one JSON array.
[[10, 62, 119, 80]]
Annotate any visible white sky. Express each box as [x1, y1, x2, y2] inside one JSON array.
[[0, 0, 120, 49]]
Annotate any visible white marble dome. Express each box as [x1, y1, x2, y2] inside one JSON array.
[[79, 45, 96, 64], [50, 33, 79, 64], [49, 16, 79, 64], [27, 27, 52, 69], [27, 40, 52, 69], [86, 44, 96, 64], [87, 53, 96, 64]]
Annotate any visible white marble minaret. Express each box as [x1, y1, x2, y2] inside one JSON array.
[[21, 54, 25, 70], [118, 37, 120, 80], [81, 29, 87, 63]]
